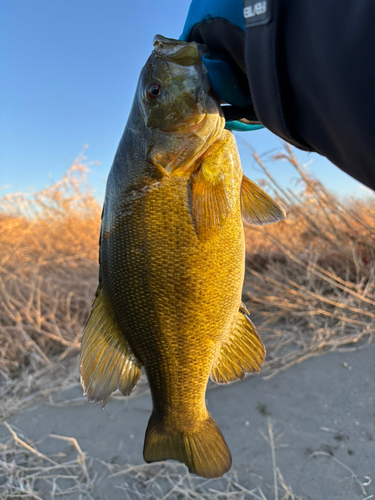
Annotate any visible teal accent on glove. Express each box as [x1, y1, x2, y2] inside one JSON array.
[[225, 122, 264, 132], [202, 55, 252, 108], [180, 0, 245, 42]]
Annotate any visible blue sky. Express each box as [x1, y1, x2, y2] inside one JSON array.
[[0, 0, 369, 202]]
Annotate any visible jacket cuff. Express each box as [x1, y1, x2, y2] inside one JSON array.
[[244, 0, 313, 152]]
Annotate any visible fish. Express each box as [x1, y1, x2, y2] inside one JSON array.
[[80, 35, 285, 479]]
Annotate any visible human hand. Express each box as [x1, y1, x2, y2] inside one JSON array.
[[181, 0, 263, 131]]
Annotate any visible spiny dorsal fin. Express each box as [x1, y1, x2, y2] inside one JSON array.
[[241, 175, 286, 225], [192, 161, 231, 239], [210, 304, 265, 384], [80, 284, 142, 407]]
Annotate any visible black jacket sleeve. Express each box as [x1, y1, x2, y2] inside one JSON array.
[[245, 0, 375, 190]]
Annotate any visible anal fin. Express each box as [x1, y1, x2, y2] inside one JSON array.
[[210, 304, 265, 384], [241, 175, 286, 225], [80, 284, 142, 407]]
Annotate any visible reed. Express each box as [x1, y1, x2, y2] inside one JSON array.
[[1, 420, 303, 500], [0, 152, 100, 417], [1, 145, 373, 499], [242, 143, 374, 378], [0, 145, 373, 399]]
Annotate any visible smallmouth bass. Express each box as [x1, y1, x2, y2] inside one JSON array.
[[80, 36, 285, 479]]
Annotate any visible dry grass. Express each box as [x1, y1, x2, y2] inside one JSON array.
[[1, 420, 304, 500], [242, 142, 374, 377], [0, 150, 100, 419], [1, 145, 374, 499], [0, 144, 374, 409], [1, 421, 95, 499], [2, 418, 371, 499]]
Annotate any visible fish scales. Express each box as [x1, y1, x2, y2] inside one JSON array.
[[80, 35, 285, 479], [102, 160, 244, 418]]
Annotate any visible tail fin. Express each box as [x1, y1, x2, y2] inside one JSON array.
[[143, 413, 232, 478]]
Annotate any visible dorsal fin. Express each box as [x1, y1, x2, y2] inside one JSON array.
[[210, 304, 265, 384], [241, 175, 286, 225], [80, 284, 142, 407]]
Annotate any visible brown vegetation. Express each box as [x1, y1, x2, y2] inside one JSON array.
[[0, 145, 374, 408], [243, 144, 374, 378], [1, 420, 304, 500], [0, 152, 100, 419], [1, 144, 374, 499]]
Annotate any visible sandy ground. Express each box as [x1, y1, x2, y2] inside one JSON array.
[[3, 345, 375, 500]]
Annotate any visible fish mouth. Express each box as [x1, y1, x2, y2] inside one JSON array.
[[161, 93, 223, 135], [162, 114, 207, 135], [153, 34, 205, 67]]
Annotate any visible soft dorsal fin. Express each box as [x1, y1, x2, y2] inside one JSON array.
[[191, 160, 231, 239], [241, 175, 286, 225], [210, 304, 265, 384], [80, 284, 142, 407]]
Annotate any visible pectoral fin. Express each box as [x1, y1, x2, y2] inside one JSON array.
[[192, 162, 231, 239], [80, 284, 142, 407], [241, 175, 286, 225], [210, 304, 265, 384]]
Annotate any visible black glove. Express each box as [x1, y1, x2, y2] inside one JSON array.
[[180, 0, 263, 131]]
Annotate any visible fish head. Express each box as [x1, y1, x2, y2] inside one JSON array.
[[136, 35, 225, 175]]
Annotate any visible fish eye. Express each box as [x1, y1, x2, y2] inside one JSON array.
[[146, 82, 162, 100]]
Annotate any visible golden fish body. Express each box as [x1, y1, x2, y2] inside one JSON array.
[[103, 133, 244, 426], [80, 36, 285, 478]]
